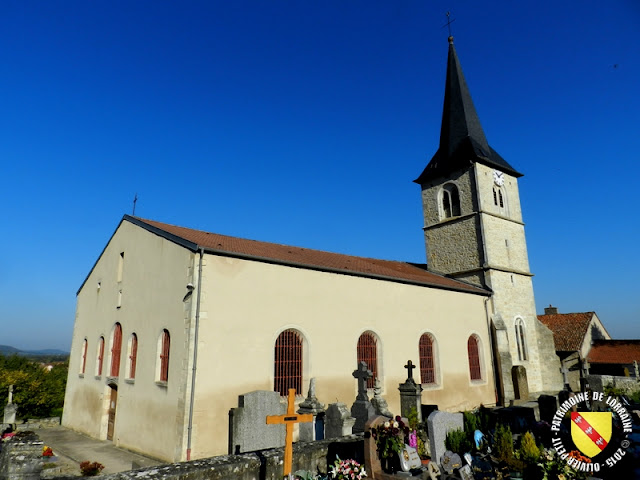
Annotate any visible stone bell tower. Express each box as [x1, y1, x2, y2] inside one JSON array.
[[414, 36, 563, 403]]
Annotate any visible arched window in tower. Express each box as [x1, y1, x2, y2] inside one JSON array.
[[419, 333, 437, 385], [357, 332, 378, 388], [96, 336, 105, 376], [493, 187, 506, 211], [441, 183, 461, 218], [467, 335, 482, 381], [274, 329, 303, 396], [110, 323, 122, 377], [515, 319, 528, 361]]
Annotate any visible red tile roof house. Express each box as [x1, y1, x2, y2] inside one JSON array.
[[538, 306, 610, 391], [587, 340, 640, 377]]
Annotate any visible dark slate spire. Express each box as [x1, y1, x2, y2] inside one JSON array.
[[415, 37, 521, 184]]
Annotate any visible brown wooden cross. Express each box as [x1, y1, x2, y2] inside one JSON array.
[[266, 389, 313, 477]]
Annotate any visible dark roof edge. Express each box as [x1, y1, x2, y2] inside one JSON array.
[[126, 216, 490, 297], [198, 245, 491, 296], [76, 216, 128, 295]]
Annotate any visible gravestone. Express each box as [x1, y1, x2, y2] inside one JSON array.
[[439, 450, 462, 475], [398, 360, 423, 422], [297, 378, 326, 442], [325, 403, 356, 439], [351, 361, 376, 434], [362, 415, 387, 479], [426, 410, 463, 468], [3, 386, 16, 425], [511, 365, 529, 402], [371, 378, 393, 417], [537, 394, 558, 423], [398, 445, 422, 472], [0, 431, 43, 480], [228, 390, 285, 454]]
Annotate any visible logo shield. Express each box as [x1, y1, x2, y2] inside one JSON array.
[[571, 412, 612, 458]]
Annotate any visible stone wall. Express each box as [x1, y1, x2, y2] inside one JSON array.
[[587, 375, 640, 396]]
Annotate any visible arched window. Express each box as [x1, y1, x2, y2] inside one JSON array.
[[110, 323, 122, 377], [274, 329, 303, 396], [467, 335, 482, 381], [493, 187, 506, 210], [96, 336, 105, 376], [441, 183, 461, 219], [419, 333, 436, 385], [159, 330, 170, 382], [80, 338, 88, 375], [515, 319, 528, 361], [127, 333, 138, 379], [357, 332, 378, 388]]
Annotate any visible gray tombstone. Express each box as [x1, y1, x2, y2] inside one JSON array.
[[228, 390, 286, 454], [427, 410, 463, 468], [399, 360, 423, 422], [324, 403, 356, 439], [351, 361, 376, 434], [511, 365, 529, 402], [297, 378, 325, 442]]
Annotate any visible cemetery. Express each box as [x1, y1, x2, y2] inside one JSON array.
[[2, 362, 640, 480]]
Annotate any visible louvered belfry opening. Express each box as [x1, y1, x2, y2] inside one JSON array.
[[160, 329, 170, 382], [419, 333, 436, 384], [129, 333, 138, 379], [274, 329, 303, 396], [110, 323, 122, 377], [357, 332, 378, 388], [468, 335, 482, 380]]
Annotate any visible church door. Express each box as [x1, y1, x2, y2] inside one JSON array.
[[107, 386, 118, 441]]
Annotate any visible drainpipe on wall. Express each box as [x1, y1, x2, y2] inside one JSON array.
[[186, 247, 204, 461], [484, 296, 501, 406]]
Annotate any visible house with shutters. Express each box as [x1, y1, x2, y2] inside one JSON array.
[[62, 36, 563, 462]]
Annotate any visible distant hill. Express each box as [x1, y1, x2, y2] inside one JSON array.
[[0, 345, 69, 356]]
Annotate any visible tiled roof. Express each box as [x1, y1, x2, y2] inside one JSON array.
[[588, 340, 640, 365], [537, 312, 595, 352], [127, 215, 489, 296]]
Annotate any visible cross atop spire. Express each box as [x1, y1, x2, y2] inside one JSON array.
[[414, 38, 522, 184]]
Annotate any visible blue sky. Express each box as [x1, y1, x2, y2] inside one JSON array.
[[1, 1, 638, 351]]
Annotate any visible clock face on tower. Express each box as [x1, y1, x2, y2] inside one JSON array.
[[493, 170, 505, 186]]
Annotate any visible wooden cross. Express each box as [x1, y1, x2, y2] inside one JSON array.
[[353, 361, 373, 401], [405, 360, 416, 381], [266, 389, 313, 478]]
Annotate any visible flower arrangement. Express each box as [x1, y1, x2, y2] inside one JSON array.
[[370, 416, 410, 459], [538, 448, 590, 480], [79, 461, 105, 476], [42, 446, 54, 457], [329, 456, 366, 480]]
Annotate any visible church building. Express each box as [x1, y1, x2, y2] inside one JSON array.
[[62, 37, 563, 462]]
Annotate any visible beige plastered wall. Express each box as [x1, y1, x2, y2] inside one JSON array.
[[63, 221, 195, 462], [189, 254, 497, 458]]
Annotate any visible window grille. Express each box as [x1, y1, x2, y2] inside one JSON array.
[[274, 329, 303, 396], [468, 335, 482, 380], [499, 190, 504, 208], [110, 323, 122, 377], [160, 330, 170, 382], [129, 333, 138, 379], [97, 336, 105, 376], [357, 332, 378, 388], [419, 334, 436, 384], [493, 188, 498, 206]]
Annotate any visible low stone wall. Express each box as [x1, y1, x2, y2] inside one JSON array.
[[0, 431, 362, 480], [587, 375, 640, 396]]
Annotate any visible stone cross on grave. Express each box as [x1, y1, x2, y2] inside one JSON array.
[[7, 385, 13, 404], [583, 360, 590, 376], [353, 361, 373, 401], [634, 360, 639, 379], [266, 389, 313, 478], [405, 360, 417, 383]]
